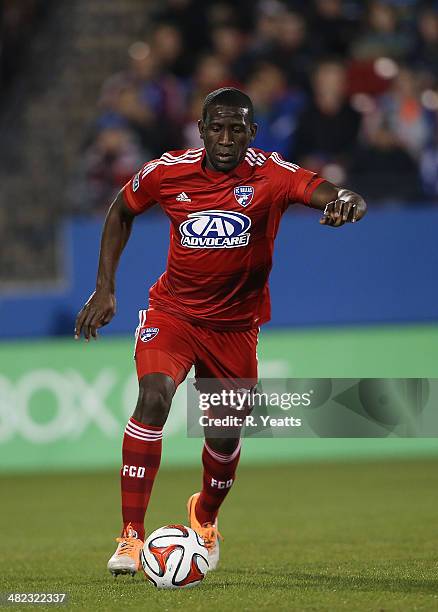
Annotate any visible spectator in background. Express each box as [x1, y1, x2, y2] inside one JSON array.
[[182, 54, 239, 147], [247, 62, 305, 156], [309, 0, 359, 57], [148, 25, 189, 126], [349, 119, 422, 202], [259, 10, 315, 90], [153, 0, 209, 56], [97, 41, 184, 157], [200, 53, 236, 89], [205, 1, 240, 28], [151, 22, 193, 79], [1, 0, 49, 90], [72, 122, 146, 214], [351, 0, 413, 60], [250, 0, 286, 56], [182, 93, 205, 148], [188, 53, 240, 97], [292, 59, 361, 181], [210, 25, 251, 82], [376, 66, 432, 159], [411, 7, 438, 87]]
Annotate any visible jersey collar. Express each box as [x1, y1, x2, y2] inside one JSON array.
[[201, 149, 253, 179]]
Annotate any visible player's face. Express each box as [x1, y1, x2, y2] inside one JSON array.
[[198, 105, 257, 172]]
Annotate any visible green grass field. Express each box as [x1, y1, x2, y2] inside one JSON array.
[[1, 459, 438, 611]]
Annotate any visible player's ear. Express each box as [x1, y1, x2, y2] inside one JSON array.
[[198, 119, 205, 141], [250, 123, 258, 141]]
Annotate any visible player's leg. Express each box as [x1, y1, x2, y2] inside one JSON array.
[[108, 309, 195, 576], [195, 327, 258, 525], [120, 373, 174, 539], [193, 435, 241, 524], [187, 435, 241, 570], [187, 326, 258, 569]]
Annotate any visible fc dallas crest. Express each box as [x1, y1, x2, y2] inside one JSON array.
[[234, 185, 254, 207], [140, 327, 159, 342]]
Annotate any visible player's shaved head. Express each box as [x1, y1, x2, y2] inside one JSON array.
[[202, 87, 254, 123], [199, 87, 257, 172]]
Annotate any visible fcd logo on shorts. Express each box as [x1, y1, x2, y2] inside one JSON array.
[[140, 327, 159, 342], [179, 210, 251, 248], [234, 185, 254, 207]]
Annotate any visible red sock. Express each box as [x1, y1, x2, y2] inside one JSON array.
[[120, 417, 162, 540], [195, 441, 241, 525]]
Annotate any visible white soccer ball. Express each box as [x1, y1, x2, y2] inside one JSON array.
[[141, 524, 209, 589]]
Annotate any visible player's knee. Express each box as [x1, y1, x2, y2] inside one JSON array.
[[206, 437, 240, 456], [134, 374, 174, 426], [135, 388, 171, 426]]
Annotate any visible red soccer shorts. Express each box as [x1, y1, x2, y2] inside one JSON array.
[[134, 308, 259, 387]]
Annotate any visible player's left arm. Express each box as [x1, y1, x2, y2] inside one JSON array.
[[309, 181, 367, 228]]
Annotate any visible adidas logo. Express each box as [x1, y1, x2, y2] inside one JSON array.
[[176, 192, 191, 202]]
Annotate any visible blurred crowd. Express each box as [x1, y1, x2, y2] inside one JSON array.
[[72, 0, 438, 213], [1, 0, 50, 93]]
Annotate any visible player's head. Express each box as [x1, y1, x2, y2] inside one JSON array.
[[198, 87, 258, 172]]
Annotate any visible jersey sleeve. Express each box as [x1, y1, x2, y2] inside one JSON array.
[[269, 152, 326, 208], [122, 160, 162, 214]]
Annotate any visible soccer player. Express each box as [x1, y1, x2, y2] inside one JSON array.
[[75, 87, 366, 576]]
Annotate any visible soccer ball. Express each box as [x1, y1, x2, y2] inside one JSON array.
[[141, 524, 209, 589]]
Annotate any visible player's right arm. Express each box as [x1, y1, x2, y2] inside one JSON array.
[[75, 159, 162, 341], [74, 192, 136, 341]]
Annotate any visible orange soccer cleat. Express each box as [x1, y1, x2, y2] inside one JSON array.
[[187, 492, 222, 571], [107, 523, 144, 577]]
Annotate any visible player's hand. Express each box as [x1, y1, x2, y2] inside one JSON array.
[[320, 190, 366, 228], [74, 290, 116, 341]]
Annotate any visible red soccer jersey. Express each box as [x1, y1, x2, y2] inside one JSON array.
[[123, 147, 325, 331]]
